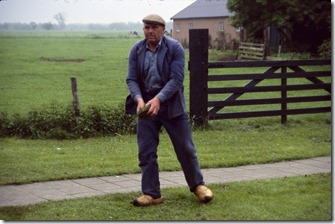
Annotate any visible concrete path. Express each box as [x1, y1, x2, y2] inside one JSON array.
[[0, 156, 331, 207]]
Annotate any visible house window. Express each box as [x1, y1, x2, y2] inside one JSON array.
[[176, 23, 180, 32], [188, 23, 193, 29], [219, 22, 224, 32]]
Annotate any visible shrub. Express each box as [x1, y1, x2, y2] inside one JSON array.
[[318, 39, 331, 58], [0, 103, 137, 139]]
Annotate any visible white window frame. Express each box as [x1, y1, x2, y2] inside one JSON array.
[[176, 23, 180, 32], [219, 22, 224, 32]]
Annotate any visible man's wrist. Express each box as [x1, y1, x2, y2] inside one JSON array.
[[156, 92, 167, 103], [137, 98, 144, 104]]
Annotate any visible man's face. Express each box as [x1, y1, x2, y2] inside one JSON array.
[[143, 23, 165, 45]]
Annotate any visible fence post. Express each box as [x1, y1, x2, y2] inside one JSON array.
[[189, 29, 208, 126], [70, 77, 80, 120], [281, 67, 287, 124]]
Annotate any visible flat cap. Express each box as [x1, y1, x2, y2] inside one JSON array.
[[142, 14, 165, 26]]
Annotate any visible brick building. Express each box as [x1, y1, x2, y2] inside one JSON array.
[[170, 0, 242, 49]]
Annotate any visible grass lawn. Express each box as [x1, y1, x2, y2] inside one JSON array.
[[0, 173, 331, 221]]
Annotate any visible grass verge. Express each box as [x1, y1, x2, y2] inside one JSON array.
[[0, 115, 331, 185]]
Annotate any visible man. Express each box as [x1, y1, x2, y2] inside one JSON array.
[[126, 14, 213, 206]]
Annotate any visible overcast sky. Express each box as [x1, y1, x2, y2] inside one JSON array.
[[0, 0, 196, 24]]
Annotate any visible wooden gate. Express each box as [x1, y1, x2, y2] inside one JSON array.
[[189, 29, 331, 125], [238, 42, 266, 60]]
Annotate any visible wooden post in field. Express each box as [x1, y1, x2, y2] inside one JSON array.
[[71, 77, 80, 120]]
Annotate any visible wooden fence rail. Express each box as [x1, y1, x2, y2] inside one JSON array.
[[189, 29, 331, 125]]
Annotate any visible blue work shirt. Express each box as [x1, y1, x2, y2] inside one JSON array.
[[144, 39, 164, 95]]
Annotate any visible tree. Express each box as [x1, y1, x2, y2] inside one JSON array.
[[41, 22, 53, 30], [54, 12, 66, 29], [227, 0, 331, 53], [29, 22, 37, 30]]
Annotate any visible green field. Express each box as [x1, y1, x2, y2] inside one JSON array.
[[0, 32, 142, 114], [0, 31, 331, 116]]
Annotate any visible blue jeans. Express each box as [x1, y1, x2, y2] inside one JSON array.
[[137, 109, 204, 199]]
